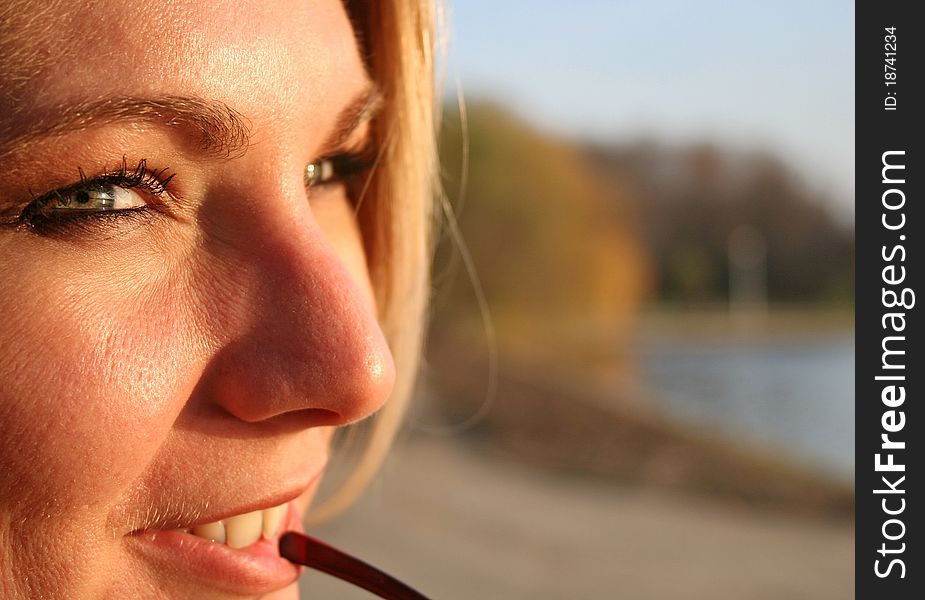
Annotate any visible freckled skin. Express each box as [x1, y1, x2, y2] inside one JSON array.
[[0, 1, 395, 598]]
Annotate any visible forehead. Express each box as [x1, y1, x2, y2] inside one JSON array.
[[0, 0, 367, 137]]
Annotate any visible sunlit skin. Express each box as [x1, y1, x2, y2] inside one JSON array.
[[0, 1, 395, 598]]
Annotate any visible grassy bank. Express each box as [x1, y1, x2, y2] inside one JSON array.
[[423, 332, 853, 520]]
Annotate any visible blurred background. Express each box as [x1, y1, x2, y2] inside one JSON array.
[[304, 1, 854, 598]]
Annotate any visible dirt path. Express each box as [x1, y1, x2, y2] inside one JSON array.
[[299, 434, 853, 599]]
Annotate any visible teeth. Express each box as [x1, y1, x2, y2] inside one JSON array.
[[262, 504, 286, 540], [187, 502, 288, 549], [225, 510, 264, 549], [191, 520, 225, 544]]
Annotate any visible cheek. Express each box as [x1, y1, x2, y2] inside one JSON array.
[[0, 243, 199, 510], [0, 241, 207, 596]]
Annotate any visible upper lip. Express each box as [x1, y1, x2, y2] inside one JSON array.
[[129, 466, 325, 534]]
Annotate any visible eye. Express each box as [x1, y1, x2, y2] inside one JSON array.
[[303, 148, 376, 192], [42, 182, 146, 213], [10, 159, 175, 233], [304, 158, 338, 188]]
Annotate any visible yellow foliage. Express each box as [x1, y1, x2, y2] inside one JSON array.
[[434, 103, 652, 347]]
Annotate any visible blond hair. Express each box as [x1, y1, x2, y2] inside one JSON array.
[[306, 0, 439, 523]]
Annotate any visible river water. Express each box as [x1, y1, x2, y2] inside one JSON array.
[[639, 332, 854, 480]]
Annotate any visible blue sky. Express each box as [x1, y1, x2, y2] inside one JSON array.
[[445, 0, 855, 216]]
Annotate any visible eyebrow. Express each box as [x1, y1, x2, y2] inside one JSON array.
[[0, 96, 250, 160], [318, 84, 383, 155], [0, 83, 383, 161]]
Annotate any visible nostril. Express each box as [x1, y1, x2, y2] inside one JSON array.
[[209, 404, 346, 430], [265, 408, 345, 429], [250, 406, 344, 426]]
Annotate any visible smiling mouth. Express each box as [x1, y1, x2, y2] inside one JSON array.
[[126, 499, 304, 595], [172, 501, 289, 549]]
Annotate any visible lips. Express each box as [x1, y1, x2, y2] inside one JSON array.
[[124, 465, 325, 596], [126, 500, 307, 596]]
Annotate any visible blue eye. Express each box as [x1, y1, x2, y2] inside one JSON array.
[[44, 182, 147, 212], [13, 158, 174, 232]]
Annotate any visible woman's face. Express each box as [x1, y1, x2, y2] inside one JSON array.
[[0, 0, 395, 598]]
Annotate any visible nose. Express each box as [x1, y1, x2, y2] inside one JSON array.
[[191, 171, 396, 427]]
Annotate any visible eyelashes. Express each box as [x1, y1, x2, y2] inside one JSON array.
[[305, 148, 376, 190], [4, 147, 376, 238], [13, 158, 174, 234]]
